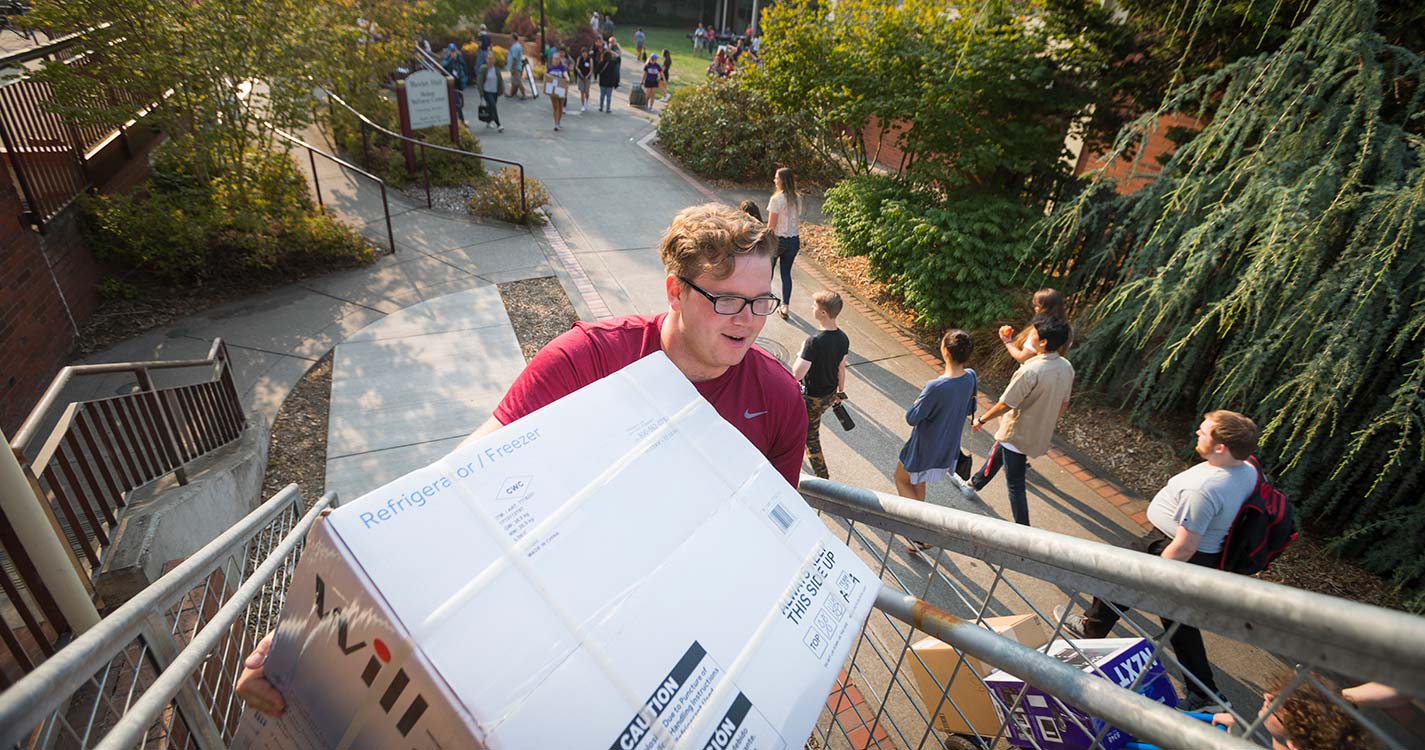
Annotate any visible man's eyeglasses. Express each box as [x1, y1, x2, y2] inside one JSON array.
[[678, 277, 781, 316]]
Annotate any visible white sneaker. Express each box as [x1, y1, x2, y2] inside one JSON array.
[[1053, 605, 1088, 638], [581, 104, 587, 112], [661, 94, 670, 101]]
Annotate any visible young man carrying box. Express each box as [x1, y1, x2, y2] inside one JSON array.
[[237, 203, 809, 717]]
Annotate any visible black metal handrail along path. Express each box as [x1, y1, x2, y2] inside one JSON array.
[[272, 128, 397, 254], [322, 87, 528, 215], [4, 339, 247, 681]]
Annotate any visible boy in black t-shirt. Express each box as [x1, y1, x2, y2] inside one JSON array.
[[791, 291, 851, 478]]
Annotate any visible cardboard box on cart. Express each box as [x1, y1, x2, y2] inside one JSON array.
[[904, 614, 1051, 736], [232, 353, 880, 750], [984, 637, 1179, 750]]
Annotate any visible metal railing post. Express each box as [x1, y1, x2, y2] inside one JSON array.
[[0, 429, 100, 635], [133, 368, 187, 486], [308, 146, 323, 212], [380, 182, 396, 254], [423, 144, 432, 209]]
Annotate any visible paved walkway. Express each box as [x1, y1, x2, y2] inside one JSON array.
[[63, 67, 1280, 713]]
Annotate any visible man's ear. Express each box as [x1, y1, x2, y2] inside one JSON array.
[[666, 274, 683, 311]]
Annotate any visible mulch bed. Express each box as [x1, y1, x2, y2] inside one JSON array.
[[799, 222, 1406, 611], [260, 351, 333, 501], [498, 277, 580, 361]]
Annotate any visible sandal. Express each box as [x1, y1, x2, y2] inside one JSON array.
[[778, 305, 789, 320]]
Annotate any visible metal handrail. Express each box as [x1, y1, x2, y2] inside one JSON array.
[[797, 476, 1425, 697], [873, 589, 1254, 750], [322, 87, 527, 216], [0, 485, 332, 748], [272, 127, 396, 254], [12, 338, 229, 455]]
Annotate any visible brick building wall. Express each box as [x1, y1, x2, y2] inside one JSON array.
[[0, 184, 99, 437]]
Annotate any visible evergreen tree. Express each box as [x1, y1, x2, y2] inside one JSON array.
[[1039, 0, 1425, 604]]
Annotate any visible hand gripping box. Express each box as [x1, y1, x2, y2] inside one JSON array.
[[904, 615, 1050, 736], [233, 352, 879, 750], [984, 638, 1178, 750]]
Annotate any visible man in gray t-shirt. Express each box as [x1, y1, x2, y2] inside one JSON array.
[[1145, 460, 1256, 554], [1057, 410, 1259, 713]]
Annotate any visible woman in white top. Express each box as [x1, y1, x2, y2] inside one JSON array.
[[766, 167, 800, 319]]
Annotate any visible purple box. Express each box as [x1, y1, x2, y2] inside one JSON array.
[[984, 638, 1178, 750]]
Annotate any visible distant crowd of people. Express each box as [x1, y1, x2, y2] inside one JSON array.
[[427, 18, 686, 133]]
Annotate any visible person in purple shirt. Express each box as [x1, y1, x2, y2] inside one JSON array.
[[642, 53, 662, 110], [546, 51, 570, 130]]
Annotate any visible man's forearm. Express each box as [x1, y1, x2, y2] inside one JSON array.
[[1160, 539, 1196, 562], [457, 415, 504, 449], [981, 401, 1010, 421]]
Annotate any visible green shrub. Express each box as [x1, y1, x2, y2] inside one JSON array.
[[81, 144, 373, 284], [656, 77, 835, 183], [468, 167, 549, 225], [823, 174, 1038, 330], [329, 97, 485, 189]]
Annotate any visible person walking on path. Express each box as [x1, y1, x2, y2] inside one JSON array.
[[546, 52, 570, 130], [658, 48, 672, 101], [791, 291, 850, 479], [507, 34, 527, 99], [969, 316, 1074, 526], [596, 49, 619, 112], [441, 44, 468, 120], [894, 330, 978, 546], [601, 15, 615, 41], [766, 167, 801, 320], [575, 47, 594, 112], [1001, 288, 1073, 363], [475, 24, 492, 70], [475, 57, 504, 132], [603, 37, 624, 92], [634, 27, 647, 61], [1055, 410, 1259, 713], [641, 53, 662, 110]]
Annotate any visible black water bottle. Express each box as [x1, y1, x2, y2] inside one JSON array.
[[831, 394, 855, 431]]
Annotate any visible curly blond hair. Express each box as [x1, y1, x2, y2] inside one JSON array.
[[1273, 676, 1379, 750], [658, 203, 777, 281]]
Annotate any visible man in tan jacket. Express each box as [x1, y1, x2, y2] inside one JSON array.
[[968, 317, 1074, 526]]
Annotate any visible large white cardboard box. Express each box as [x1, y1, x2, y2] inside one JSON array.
[[234, 353, 879, 750]]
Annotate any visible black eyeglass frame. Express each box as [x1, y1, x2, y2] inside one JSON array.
[[677, 276, 781, 316]]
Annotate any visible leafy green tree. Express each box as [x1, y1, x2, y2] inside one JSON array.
[[1038, 0, 1425, 602], [29, 0, 426, 189], [748, 0, 1097, 194]]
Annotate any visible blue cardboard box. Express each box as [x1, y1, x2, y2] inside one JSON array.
[[984, 638, 1178, 750]]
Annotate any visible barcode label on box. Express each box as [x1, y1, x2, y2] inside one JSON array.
[[768, 503, 795, 533]]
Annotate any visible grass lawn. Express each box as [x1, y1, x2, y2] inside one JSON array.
[[626, 25, 712, 93]]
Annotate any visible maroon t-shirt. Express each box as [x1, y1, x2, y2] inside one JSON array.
[[493, 314, 808, 486]]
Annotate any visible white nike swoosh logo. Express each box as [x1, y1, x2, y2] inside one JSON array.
[[744, 410, 768, 419]]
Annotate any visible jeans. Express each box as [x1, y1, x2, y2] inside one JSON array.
[[1083, 529, 1224, 700], [481, 91, 500, 126], [971, 442, 1030, 525], [599, 86, 613, 111], [777, 235, 800, 306]]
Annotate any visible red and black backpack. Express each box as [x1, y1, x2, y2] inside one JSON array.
[[1219, 456, 1298, 576]]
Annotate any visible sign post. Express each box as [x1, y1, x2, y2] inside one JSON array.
[[395, 79, 417, 175]]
